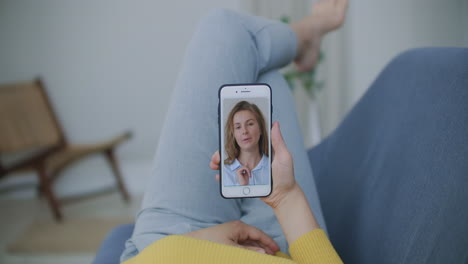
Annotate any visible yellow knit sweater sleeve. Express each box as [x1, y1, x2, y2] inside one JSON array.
[[122, 229, 342, 264]]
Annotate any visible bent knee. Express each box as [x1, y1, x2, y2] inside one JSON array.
[[201, 8, 239, 26], [196, 8, 246, 36]]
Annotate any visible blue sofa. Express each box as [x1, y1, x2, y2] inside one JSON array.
[[93, 47, 468, 264]]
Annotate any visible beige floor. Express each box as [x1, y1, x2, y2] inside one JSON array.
[[0, 192, 142, 264]]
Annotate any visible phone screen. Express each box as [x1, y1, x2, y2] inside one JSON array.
[[219, 84, 272, 198]]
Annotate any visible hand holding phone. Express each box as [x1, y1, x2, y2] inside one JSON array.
[[211, 121, 298, 208], [211, 122, 321, 246]]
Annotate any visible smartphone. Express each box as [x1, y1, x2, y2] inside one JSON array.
[[218, 83, 272, 198]]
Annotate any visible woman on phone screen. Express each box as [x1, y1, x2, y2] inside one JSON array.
[[223, 101, 269, 186]]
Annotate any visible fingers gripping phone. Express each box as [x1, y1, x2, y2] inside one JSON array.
[[218, 84, 272, 198]]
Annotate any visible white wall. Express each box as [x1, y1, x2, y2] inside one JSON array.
[[0, 0, 241, 197], [0, 0, 242, 160], [1, 0, 467, 197], [343, 0, 468, 113]]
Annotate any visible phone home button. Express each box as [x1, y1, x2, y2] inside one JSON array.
[[242, 187, 250, 195]]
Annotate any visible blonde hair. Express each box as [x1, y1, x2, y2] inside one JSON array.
[[224, 101, 268, 165]]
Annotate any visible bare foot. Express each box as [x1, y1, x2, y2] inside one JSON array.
[[291, 0, 348, 72]]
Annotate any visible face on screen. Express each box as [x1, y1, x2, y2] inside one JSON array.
[[222, 100, 270, 187]]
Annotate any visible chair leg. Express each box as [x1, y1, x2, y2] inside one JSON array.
[[104, 149, 130, 201], [37, 165, 63, 221]]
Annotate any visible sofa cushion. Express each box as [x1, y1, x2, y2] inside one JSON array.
[[308, 47, 468, 263]]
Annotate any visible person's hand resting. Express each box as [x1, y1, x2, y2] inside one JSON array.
[[210, 121, 298, 208], [185, 220, 280, 255]]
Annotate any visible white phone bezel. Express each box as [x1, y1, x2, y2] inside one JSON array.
[[218, 84, 272, 199]]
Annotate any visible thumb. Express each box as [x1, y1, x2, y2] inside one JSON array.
[[271, 122, 287, 154]]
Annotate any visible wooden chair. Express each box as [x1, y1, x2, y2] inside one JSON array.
[[0, 77, 132, 221]]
